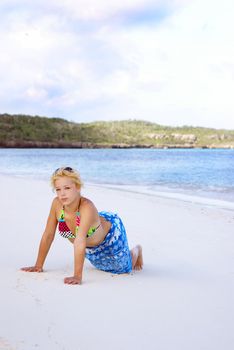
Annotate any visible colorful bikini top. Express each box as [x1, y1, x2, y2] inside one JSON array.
[[58, 206, 101, 239]]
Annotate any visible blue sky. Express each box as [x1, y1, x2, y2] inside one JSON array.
[[0, 0, 234, 129]]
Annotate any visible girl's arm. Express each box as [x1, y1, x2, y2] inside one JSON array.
[[64, 202, 96, 285], [21, 198, 58, 272]]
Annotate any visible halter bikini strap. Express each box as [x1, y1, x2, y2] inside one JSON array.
[[59, 207, 65, 221], [60, 197, 81, 219], [76, 197, 82, 216]]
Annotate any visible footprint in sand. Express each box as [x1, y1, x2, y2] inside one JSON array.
[[47, 323, 67, 350], [14, 275, 42, 306]]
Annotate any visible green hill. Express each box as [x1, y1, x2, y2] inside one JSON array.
[[0, 113, 234, 148]]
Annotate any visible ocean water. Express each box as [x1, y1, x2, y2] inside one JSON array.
[[0, 148, 234, 207]]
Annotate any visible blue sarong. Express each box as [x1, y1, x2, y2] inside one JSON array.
[[85, 212, 132, 274]]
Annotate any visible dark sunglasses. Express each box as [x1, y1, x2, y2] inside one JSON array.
[[53, 167, 73, 174]]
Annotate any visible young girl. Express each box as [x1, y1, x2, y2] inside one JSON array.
[[21, 167, 143, 285]]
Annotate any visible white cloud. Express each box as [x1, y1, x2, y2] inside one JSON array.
[[0, 0, 234, 128], [91, 0, 234, 128], [24, 86, 48, 100], [49, 0, 180, 21]]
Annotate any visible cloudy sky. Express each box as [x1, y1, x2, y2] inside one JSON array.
[[0, 0, 233, 129]]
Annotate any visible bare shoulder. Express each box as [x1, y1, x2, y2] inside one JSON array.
[[50, 197, 62, 216], [79, 197, 99, 226], [80, 197, 98, 213], [51, 197, 60, 209]]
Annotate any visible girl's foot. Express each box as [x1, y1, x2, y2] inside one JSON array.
[[131, 245, 143, 270]]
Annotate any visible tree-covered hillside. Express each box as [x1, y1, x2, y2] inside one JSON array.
[[1, 114, 234, 148]]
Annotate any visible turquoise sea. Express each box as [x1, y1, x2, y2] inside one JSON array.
[[1, 148, 234, 207]]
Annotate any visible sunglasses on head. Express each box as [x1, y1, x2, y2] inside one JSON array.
[[53, 167, 73, 174]]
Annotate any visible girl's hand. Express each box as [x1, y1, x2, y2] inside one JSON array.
[[64, 276, 82, 285], [21, 266, 43, 272]]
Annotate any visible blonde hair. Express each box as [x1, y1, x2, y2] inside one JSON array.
[[50, 167, 83, 189]]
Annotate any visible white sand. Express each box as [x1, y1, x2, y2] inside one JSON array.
[[1, 175, 234, 350]]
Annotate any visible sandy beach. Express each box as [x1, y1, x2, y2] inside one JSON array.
[[1, 174, 234, 350]]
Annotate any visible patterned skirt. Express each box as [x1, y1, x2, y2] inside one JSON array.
[[85, 212, 132, 274]]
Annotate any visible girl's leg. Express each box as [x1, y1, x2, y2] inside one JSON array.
[[130, 245, 143, 270]]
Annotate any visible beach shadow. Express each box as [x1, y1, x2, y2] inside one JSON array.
[[134, 262, 208, 283], [84, 262, 203, 282]]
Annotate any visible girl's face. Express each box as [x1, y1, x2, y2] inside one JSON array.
[[54, 177, 79, 206]]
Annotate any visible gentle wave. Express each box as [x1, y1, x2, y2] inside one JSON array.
[[87, 183, 234, 210]]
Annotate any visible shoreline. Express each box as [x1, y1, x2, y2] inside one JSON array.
[[1, 144, 234, 149], [88, 182, 234, 211], [1, 172, 234, 211]]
